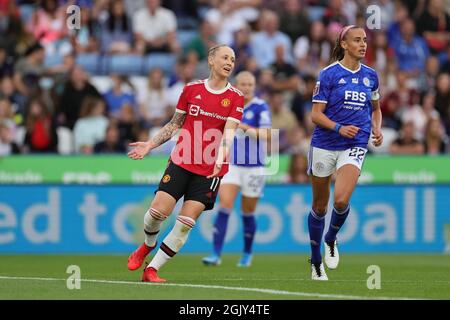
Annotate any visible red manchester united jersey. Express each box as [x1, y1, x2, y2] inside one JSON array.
[[170, 79, 244, 177]]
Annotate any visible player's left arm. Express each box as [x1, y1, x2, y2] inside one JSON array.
[[207, 119, 239, 178], [371, 99, 383, 147], [370, 73, 383, 147]]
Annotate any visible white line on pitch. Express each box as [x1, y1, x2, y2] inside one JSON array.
[[0, 275, 425, 300]]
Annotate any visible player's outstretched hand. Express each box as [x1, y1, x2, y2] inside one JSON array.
[[371, 129, 383, 147], [128, 141, 152, 160], [338, 125, 359, 139], [207, 162, 223, 178]]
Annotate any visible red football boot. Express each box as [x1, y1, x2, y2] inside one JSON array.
[[142, 267, 166, 283], [127, 243, 155, 271]]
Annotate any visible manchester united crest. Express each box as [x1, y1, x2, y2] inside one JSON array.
[[221, 98, 231, 107], [162, 174, 171, 183]]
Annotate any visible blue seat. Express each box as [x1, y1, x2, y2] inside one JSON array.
[[144, 53, 176, 75], [177, 30, 199, 49], [107, 55, 144, 75], [76, 53, 102, 74]]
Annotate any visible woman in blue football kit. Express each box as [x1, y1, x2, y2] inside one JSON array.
[[202, 71, 272, 267], [308, 25, 383, 280]]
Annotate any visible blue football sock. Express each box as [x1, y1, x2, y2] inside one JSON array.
[[324, 205, 350, 243], [308, 210, 325, 264], [213, 208, 231, 256], [243, 215, 256, 254]]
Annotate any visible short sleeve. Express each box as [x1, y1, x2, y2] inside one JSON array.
[[258, 104, 272, 128], [371, 73, 380, 101], [228, 95, 245, 124], [175, 85, 189, 113], [312, 70, 331, 104]]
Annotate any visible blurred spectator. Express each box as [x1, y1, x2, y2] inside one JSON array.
[[117, 103, 140, 144], [230, 24, 253, 74], [435, 72, 450, 119], [103, 74, 137, 118], [416, 0, 450, 54], [392, 18, 429, 77], [73, 96, 109, 154], [287, 153, 309, 183], [421, 91, 441, 121], [94, 123, 126, 153], [167, 58, 196, 109], [71, 5, 99, 54], [186, 18, 217, 63], [419, 55, 441, 92], [424, 116, 448, 154], [322, 0, 349, 27], [400, 91, 427, 139], [13, 43, 46, 97], [138, 68, 171, 128], [250, 10, 294, 69], [389, 121, 425, 155], [380, 92, 402, 130], [0, 9, 35, 59], [133, 0, 180, 54], [278, 0, 311, 44], [387, 2, 410, 47], [58, 65, 102, 129], [291, 74, 315, 125], [441, 43, 450, 73], [0, 97, 16, 135], [270, 44, 301, 93], [0, 46, 14, 78], [364, 31, 392, 76], [99, 0, 134, 54], [255, 68, 275, 100], [23, 97, 58, 153], [293, 20, 330, 77], [0, 122, 20, 156], [26, 0, 71, 57], [204, 0, 260, 46], [268, 88, 299, 153], [162, 0, 200, 30], [0, 76, 26, 122]]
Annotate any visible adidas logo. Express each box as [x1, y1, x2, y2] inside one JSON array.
[[195, 94, 202, 100], [338, 78, 346, 84]]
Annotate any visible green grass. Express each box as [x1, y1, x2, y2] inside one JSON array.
[[0, 254, 449, 300]]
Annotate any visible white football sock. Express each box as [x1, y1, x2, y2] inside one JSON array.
[[144, 208, 167, 247], [148, 215, 196, 270]]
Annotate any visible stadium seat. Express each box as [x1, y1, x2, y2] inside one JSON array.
[[177, 30, 199, 49], [76, 53, 102, 75], [57, 127, 74, 155], [107, 55, 145, 76], [144, 53, 177, 75]]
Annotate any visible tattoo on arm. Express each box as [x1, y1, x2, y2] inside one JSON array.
[[150, 112, 186, 147]]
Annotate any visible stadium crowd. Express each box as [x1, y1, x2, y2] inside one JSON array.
[[0, 0, 449, 182]]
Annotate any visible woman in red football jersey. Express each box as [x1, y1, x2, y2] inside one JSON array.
[[126, 44, 245, 282]]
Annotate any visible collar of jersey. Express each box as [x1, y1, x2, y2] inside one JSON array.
[[204, 79, 231, 95], [337, 61, 361, 74]]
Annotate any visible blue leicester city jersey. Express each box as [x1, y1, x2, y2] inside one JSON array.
[[231, 97, 272, 167], [311, 62, 380, 150]]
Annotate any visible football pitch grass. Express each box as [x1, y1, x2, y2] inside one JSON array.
[[0, 254, 449, 300]]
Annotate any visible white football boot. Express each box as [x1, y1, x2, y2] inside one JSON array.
[[324, 240, 339, 270], [311, 261, 328, 281]]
